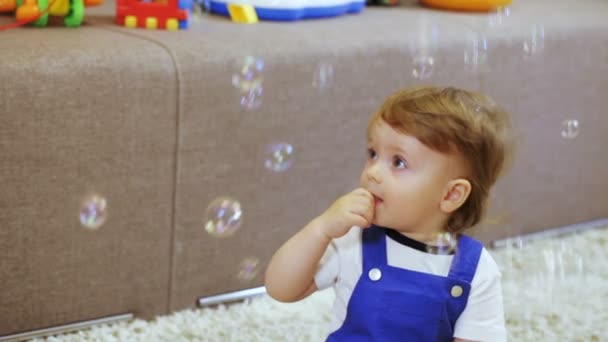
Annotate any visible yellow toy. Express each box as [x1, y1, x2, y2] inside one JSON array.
[[421, 0, 511, 11], [0, 0, 102, 28], [227, 3, 258, 24]]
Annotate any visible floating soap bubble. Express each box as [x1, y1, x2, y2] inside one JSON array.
[[232, 56, 264, 110], [412, 55, 434, 80], [427, 231, 458, 255], [543, 240, 586, 279], [407, 16, 440, 80], [232, 56, 264, 92], [505, 236, 525, 250], [264, 143, 294, 172], [204, 197, 242, 237], [191, 1, 204, 22], [238, 257, 260, 281], [240, 85, 263, 110], [313, 63, 334, 90], [488, 6, 511, 27], [561, 119, 579, 139], [523, 25, 545, 57], [80, 194, 107, 230], [464, 32, 488, 73]]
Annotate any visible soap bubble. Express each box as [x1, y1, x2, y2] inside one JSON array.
[[523, 25, 545, 57], [232, 56, 264, 92], [313, 63, 334, 90], [191, 2, 204, 22], [412, 55, 434, 80], [204, 197, 242, 237], [542, 240, 585, 280], [240, 85, 263, 110], [488, 6, 511, 27], [464, 32, 488, 73], [427, 231, 458, 255], [505, 236, 525, 250], [80, 194, 107, 230], [264, 143, 294, 172], [407, 16, 440, 80], [238, 257, 260, 281], [232, 56, 264, 110], [561, 119, 579, 139], [498, 235, 525, 275]]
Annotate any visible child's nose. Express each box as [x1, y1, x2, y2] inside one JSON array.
[[366, 164, 382, 183]]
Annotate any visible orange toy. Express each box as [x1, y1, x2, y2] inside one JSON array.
[[421, 0, 511, 11], [0, 0, 102, 27]]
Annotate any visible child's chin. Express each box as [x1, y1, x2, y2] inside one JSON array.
[[371, 216, 380, 227]]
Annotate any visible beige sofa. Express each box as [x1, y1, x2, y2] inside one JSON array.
[[1, 0, 607, 338]]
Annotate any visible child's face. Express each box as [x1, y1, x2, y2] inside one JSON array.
[[360, 119, 462, 233]]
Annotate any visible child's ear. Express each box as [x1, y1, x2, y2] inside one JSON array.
[[440, 179, 472, 213]]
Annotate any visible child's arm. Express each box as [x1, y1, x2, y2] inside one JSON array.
[[264, 188, 374, 303], [263, 217, 331, 302]]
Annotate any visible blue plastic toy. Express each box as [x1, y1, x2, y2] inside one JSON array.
[[209, 0, 365, 21]]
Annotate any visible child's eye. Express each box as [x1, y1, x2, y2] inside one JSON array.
[[393, 156, 407, 169], [367, 148, 377, 159]]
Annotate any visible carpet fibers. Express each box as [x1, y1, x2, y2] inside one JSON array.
[[29, 227, 607, 342]]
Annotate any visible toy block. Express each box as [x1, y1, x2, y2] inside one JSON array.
[[125, 15, 137, 28], [145, 16, 158, 29], [227, 3, 257, 24], [166, 18, 178, 30]]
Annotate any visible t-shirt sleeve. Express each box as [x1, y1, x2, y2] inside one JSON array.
[[454, 249, 507, 342], [314, 240, 339, 290]]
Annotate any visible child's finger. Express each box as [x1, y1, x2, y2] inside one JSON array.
[[352, 196, 374, 211], [354, 188, 374, 201], [350, 204, 373, 225], [349, 213, 370, 229]]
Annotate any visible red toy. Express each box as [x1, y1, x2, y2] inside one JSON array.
[[116, 0, 191, 30]]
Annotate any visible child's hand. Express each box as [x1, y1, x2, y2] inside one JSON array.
[[317, 188, 374, 239]]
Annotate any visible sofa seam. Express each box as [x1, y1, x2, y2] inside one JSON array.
[[90, 26, 183, 316]]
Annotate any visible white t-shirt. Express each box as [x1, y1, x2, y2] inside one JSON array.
[[314, 226, 507, 342]]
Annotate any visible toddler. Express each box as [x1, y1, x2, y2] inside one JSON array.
[[265, 86, 513, 342]]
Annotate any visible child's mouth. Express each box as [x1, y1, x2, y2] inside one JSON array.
[[373, 195, 384, 206]]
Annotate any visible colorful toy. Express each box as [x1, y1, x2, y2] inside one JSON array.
[[421, 0, 511, 11], [227, 3, 258, 23], [0, 0, 103, 27], [116, 0, 191, 30], [209, 0, 365, 22]]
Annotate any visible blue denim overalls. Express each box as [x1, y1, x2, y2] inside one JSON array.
[[327, 225, 482, 341]]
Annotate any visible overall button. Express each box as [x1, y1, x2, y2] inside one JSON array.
[[451, 285, 463, 298], [368, 268, 382, 281]]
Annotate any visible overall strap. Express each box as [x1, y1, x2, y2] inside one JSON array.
[[447, 234, 483, 283], [361, 226, 388, 270]]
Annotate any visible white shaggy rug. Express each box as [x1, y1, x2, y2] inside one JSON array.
[[29, 227, 608, 342]]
